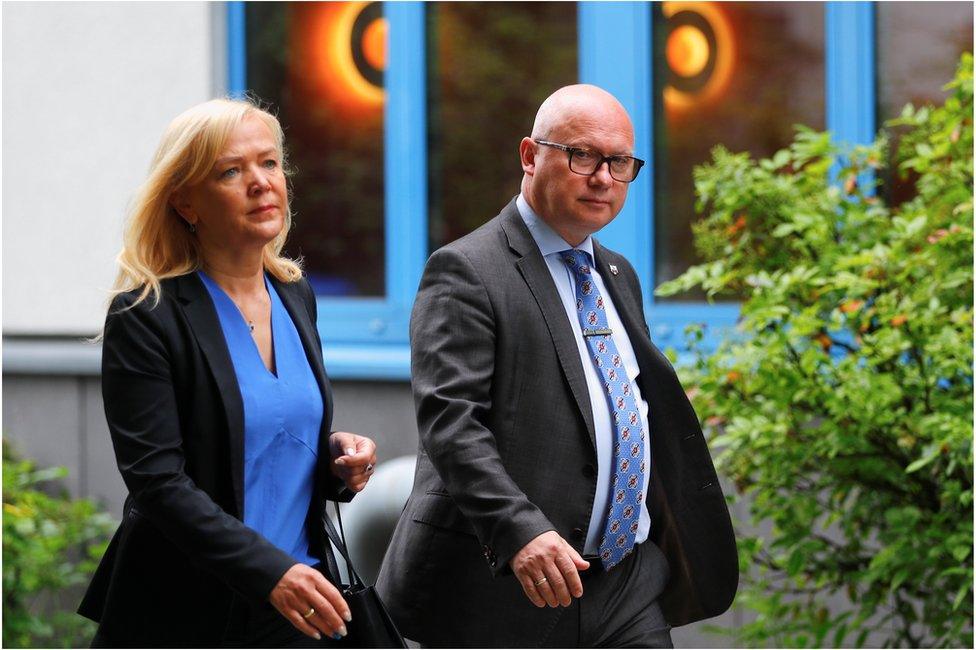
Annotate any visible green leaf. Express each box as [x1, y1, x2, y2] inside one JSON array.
[[951, 545, 972, 562], [905, 444, 941, 473], [953, 583, 971, 611]]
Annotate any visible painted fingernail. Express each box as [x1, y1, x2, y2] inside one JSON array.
[[343, 611, 352, 622], [339, 625, 348, 637], [313, 632, 322, 640]]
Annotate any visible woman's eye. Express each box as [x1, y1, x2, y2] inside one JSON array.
[[219, 167, 239, 179], [262, 159, 279, 170]]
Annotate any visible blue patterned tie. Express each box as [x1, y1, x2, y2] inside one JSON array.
[[560, 249, 646, 569]]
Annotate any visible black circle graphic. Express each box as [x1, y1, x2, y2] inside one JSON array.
[[351, 2, 384, 89], [665, 10, 718, 95]]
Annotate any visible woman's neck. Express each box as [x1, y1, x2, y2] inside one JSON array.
[[201, 250, 266, 299]]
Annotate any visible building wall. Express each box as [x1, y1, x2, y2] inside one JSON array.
[[2, 1, 218, 335]]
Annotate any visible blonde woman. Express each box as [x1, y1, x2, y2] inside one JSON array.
[[78, 99, 378, 647]]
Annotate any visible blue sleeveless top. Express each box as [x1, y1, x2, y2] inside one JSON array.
[[199, 271, 322, 565]]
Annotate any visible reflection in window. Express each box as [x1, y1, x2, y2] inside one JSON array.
[[247, 1, 386, 297], [653, 2, 825, 300], [426, 2, 577, 251], [877, 2, 973, 205]]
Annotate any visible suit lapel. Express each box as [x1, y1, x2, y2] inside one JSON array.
[[592, 241, 677, 394], [500, 202, 597, 452], [175, 273, 246, 518], [271, 278, 335, 439]]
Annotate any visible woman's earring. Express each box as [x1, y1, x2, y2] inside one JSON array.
[[175, 207, 196, 234]]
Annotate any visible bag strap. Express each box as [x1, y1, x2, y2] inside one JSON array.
[[323, 502, 366, 588]]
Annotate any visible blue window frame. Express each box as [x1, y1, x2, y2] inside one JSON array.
[[227, 2, 424, 379], [227, 1, 877, 379]]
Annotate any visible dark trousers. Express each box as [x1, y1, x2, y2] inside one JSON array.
[[419, 539, 672, 649], [545, 540, 673, 648]]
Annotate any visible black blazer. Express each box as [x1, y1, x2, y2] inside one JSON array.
[[78, 272, 349, 647], [377, 200, 737, 646]]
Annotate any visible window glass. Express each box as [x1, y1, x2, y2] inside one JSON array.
[[247, 1, 386, 297], [426, 2, 577, 251], [653, 1, 825, 300], [876, 2, 973, 205]]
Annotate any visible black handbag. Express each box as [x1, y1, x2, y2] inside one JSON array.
[[323, 503, 408, 649]]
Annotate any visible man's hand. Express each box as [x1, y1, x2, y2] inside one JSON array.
[[269, 564, 351, 640], [510, 531, 590, 608], [329, 431, 378, 492]]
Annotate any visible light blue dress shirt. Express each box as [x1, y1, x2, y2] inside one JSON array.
[[517, 194, 652, 555], [199, 271, 323, 566]]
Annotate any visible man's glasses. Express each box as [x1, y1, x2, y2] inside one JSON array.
[[535, 139, 645, 183]]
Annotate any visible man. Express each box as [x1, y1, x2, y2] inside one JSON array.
[[377, 85, 737, 648]]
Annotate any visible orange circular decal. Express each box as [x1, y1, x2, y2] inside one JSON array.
[[662, 2, 735, 112], [302, 1, 386, 115]]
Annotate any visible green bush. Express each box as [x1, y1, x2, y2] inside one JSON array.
[[2, 443, 115, 648], [658, 54, 973, 648]]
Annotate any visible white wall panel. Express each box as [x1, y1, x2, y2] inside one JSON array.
[[3, 1, 214, 334]]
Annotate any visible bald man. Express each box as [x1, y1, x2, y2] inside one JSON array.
[[377, 85, 737, 648]]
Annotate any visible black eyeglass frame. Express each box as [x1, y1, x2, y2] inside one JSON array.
[[534, 139, 646, 183]]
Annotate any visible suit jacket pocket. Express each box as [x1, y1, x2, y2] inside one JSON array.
[[410, 492, 478, 537]]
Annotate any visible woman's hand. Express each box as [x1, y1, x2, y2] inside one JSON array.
[[329, 432, 378, 492], [270, 563, 351, 640]]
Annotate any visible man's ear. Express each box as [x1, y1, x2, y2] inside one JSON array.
[[519, 137, 537, 176]]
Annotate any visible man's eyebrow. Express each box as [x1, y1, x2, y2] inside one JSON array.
[[566, 141, 634, 156]]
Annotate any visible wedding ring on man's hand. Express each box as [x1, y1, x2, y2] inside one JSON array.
[[534, 577, 548, 586], [302, 607, 316, 619]]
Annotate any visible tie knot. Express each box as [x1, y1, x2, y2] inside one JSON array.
[[560, 249, 592, 275]]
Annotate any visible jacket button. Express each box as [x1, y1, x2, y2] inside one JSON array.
[[582, 464, 596, 478], [571, 527, 585, 541]]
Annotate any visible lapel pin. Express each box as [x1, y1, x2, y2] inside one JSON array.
[[609, 264, 619, 275]]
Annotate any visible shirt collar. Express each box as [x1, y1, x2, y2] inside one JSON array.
[[516, 194, 595, 260]]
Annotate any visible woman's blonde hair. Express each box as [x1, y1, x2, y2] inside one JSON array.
[[112, 98, 302, 309]]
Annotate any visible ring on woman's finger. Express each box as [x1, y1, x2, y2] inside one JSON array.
[[365, 463, 374, 473], [302, 607, 316, 619], [534, 576, 548, 586]]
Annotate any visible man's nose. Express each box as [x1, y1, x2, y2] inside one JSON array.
[[589, 160, 615, 187]]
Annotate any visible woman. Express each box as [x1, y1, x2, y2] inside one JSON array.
[[78, 98, 378, 647]]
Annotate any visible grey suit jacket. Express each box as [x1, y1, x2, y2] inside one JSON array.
[[377, 199, 737, 647]]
